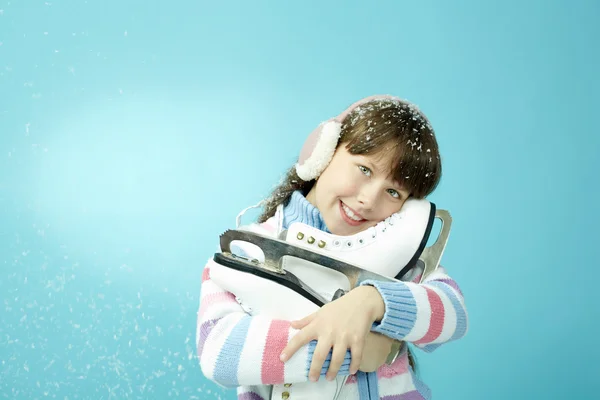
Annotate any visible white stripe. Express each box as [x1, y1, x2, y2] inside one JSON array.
[[284, 327, 311, 383], [236, 315, 271, 385], [402, 283, 431, 342], [377, 371, 416, 397], [200, 277, 229, 298], [199, 285, 242, 322], [337, 377, 358, 400]]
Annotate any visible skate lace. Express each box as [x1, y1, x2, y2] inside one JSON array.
[[367, 212, 402, 239]]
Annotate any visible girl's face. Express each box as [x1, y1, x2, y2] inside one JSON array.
[[306, 144, 410, 236]]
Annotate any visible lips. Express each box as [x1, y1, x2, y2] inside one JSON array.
[[339, 201, 366, 226]]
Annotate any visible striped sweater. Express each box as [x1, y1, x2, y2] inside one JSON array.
[[197, 192, 468, 399]]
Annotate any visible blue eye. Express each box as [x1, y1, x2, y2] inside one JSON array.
[[359, 165, 371, 176], [387, 189, 400, 198]]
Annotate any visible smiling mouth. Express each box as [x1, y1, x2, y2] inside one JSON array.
[[339, 201, 366, 226]]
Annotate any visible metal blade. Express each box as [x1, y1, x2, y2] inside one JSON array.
[[419, 209, 452, 283], [219, 229, 396, 288]]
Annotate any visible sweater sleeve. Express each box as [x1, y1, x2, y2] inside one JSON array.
[[196, 257, 353, 388], [360, 266, 468, 353]]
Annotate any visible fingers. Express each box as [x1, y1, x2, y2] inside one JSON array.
[[282, 313, 316, 362], [290, 312, 315, 330], [326, 344, 348, 381], [308, 338, 331, 382], [348, 336, 364, 375], [280, 326, 313, 363]]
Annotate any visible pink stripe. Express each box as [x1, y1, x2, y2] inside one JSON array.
[[377, 353, 409, 378], [414, 287, 445, 344], [260, 320, 289, 384], [199, 292, 236, 316], [262, 221, 276, 233], [202, 267, 211, 282]]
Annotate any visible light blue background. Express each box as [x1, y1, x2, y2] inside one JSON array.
[[1, 1, 598, 399]]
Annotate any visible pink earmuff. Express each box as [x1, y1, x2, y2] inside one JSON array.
[[295, 95, 430, 181]]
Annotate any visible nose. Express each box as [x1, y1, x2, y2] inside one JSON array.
[[357, 183, 380, 211]]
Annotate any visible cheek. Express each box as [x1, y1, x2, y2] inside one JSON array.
[[337, 170, 362, 193], [322, 172, 356, 194], [377, 201, 405, 220], [337, 179, 360, 196]]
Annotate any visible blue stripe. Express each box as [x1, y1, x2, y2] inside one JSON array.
[[306, 341, 352, 377], [213, 316, 252, 386], [357, 371, 370, 399], [429, 281, 468, 341], [362, 280, 417, 339], [356, 371, 380, 400], [421, 343, 441, 353], [367, 371, 380, 399], [411, 368, 432, 399]]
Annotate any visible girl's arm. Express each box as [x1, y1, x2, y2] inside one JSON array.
[[197, 258, 355, 388], [360, 266, 468, 352], [280, 266, 467, 378]]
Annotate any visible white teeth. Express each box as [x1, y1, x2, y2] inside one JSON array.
[[342, 203, 363, 221]]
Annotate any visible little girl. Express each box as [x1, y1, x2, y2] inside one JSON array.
[[197, 95, 468, 399]]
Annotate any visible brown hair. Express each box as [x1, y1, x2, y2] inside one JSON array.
[[258, 98, 442, 223], [257, 98, 439, 372]]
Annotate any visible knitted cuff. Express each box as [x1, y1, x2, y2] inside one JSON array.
[[359, 280, 417, 340], [307, 340, 352, 377]]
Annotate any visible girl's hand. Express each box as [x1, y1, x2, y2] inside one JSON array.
[[280, 285, 385, 381], [359, 332, 395, 372]]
